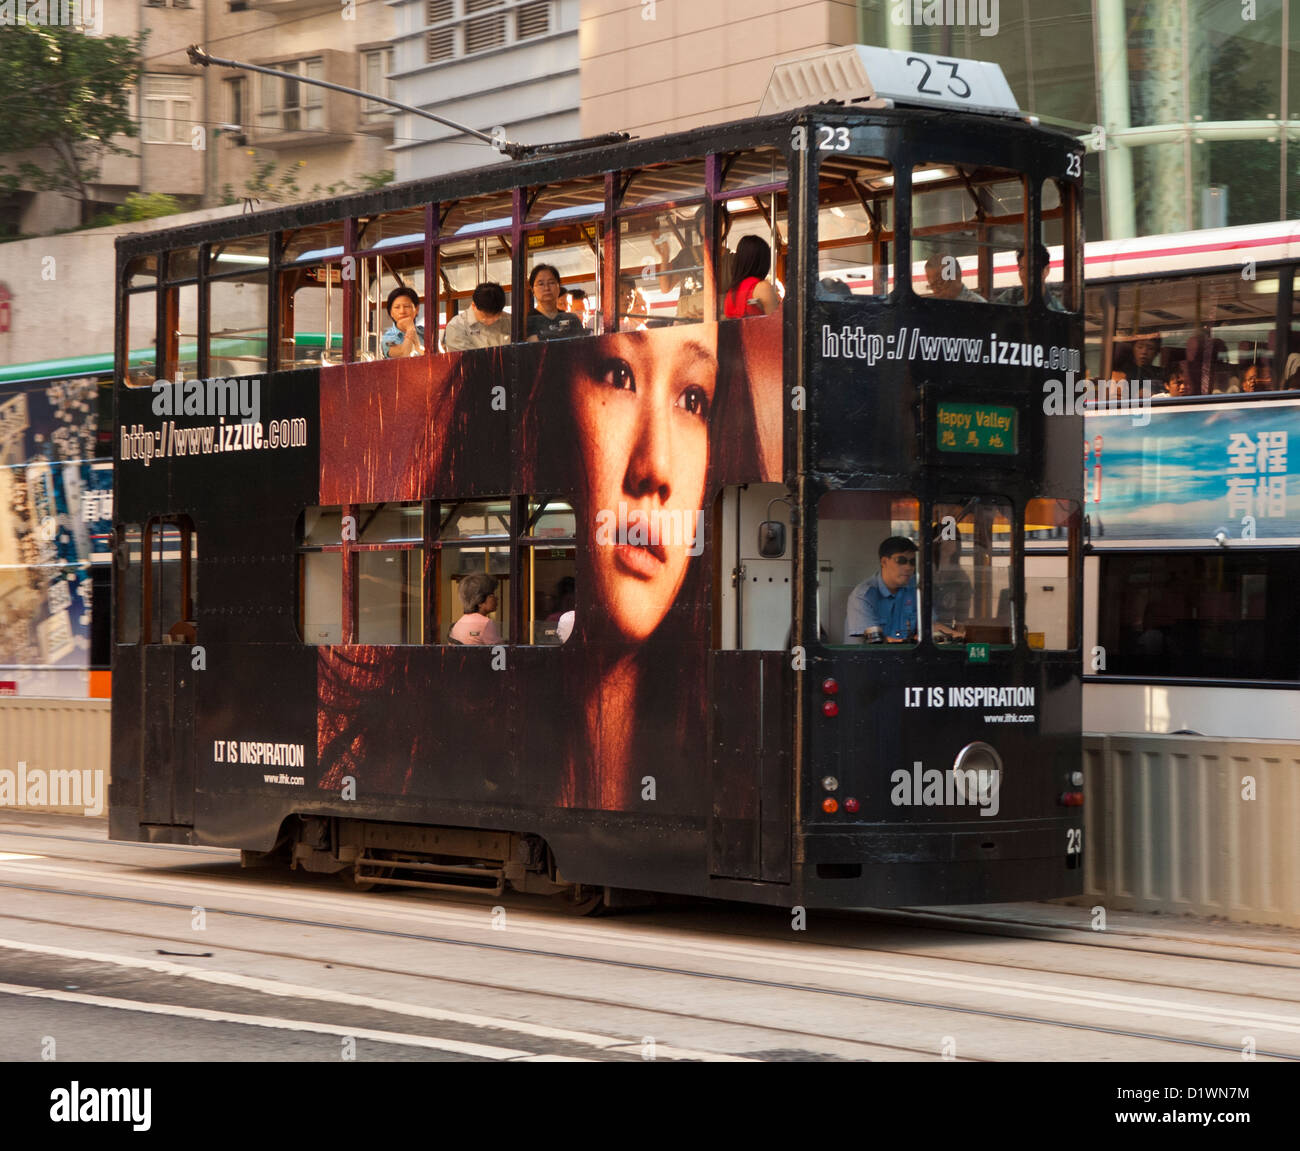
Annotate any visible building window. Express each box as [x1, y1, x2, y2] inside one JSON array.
[[362, 48, 395, 122], [259, 58, 324, 134], [142, 75, 195, 145], [425, 0, 551, 65]]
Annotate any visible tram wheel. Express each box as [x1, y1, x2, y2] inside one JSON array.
[[555, 884, 606, 916]]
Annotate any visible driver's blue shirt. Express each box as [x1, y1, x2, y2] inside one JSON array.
[[845, 571, 917, 641]]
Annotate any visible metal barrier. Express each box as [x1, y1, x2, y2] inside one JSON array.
[[1078, 733, 1300, 928], [0, 698, 111, 817]]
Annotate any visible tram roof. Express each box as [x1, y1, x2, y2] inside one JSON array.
[[115, 103, 1077, 260]]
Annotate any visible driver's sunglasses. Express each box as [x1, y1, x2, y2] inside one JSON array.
[[889, 554, 917, 566]]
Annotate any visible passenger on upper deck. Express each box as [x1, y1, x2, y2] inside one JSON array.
[[723, 236, 780, 318], [995, 244, 1065, 311], [444, 282, 509, 352], [618, 282, 650, 330], [924, 254, 986, 302], [526, 264, 586, 342], [382, 286, 425, 358], [650, 207, 706, 322], [566, 288, 593, 330], [845, 537, 918, 644], [449, 573, 504, 645]]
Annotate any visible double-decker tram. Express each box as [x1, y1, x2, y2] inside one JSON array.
[[110, 47, 1085, 909]]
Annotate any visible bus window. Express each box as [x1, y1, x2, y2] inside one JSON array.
[[520, 497, 575, 645], [720, 189, 786, 318], [1286, 281, 1300, 392], [817, 155, 894, 297], [115, 524, 142, 644], [208, 234, 270, 377], [930, 499, 1013, 647], [353, 502, 423, 644], [1023, 498, 1080, 651], [438, 499, 511, 643], [280, 222, 347, 368], [297, 506, 343, 645], [620, 203, 706, 327], [1111, 272, 1280, 395], [1040, 178, 1080, 313], [911, 163, 1026, 305], [816, 491, 919, 648], [525, 177, 605, 340]]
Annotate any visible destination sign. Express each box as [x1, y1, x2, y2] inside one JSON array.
[[936, 402, 1017, 455]]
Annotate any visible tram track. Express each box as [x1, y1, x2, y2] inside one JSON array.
[[0, 852, 1297, 1061]]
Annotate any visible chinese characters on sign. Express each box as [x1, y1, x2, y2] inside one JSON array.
[[936, 402, 1018, 455], [1226, 431, 1287, 519]]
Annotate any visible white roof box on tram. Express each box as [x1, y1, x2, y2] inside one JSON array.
[[760, 45, 1020, 119]]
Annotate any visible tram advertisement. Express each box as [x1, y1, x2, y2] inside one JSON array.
[[1086, 398, 1298, 540], [0, 377, 108, 697], [315, 315, 784, 812]]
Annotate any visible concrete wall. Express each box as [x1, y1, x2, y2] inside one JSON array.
[[0, 203, 247, 369], [579, 0, 857, 139], [1079, 733, 1300, 928]]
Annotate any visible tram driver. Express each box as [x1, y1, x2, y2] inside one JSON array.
[[845, 536, 918, 644]]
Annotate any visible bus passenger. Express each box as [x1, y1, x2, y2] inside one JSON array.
[[995, 244, 1065, 311], [1242, 360, 1274, 393], [723, 236, 780, 317], [382, 285, 425, 358], [526, 265, 586, 342], [449, 573, 503, 645], [444, 282, 509, 352], [924, 254, 985, 302], [845, 537, 918, 644]]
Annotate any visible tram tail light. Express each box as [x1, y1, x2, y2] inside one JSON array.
[[1059, 791, 1084, 806], [821, 677, 839, 695], [822, 797, 839, 814], [843, 797, 860, 813], [822, 700, 839, 717]]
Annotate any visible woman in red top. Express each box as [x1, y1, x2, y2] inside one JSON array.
[[723, 235, 780, 318]]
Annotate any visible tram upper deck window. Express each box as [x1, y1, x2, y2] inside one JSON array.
[[439, 192, 516, 343], [816, 155, 894, 298], [207, 235, 270, 377], [620, 203, 706, 328], [1039, 178, 1081, 313], [910, 164, 1026, 305], [525, 177, 605, 341], [1107, 272, 1281, 396], [930, 499, 1013, 648], [354, 208, 428, 362], [124, 256, 158, 386], [720, 190, 786, 316], [280, 222, 347, 368], [1023, 498, 1079, 651], [160, 249, 200, 383], [816, 491, 920, 648]]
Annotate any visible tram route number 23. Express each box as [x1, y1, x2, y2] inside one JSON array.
[[1066, 828, 1082, 855], [791, 125, 850, 152]]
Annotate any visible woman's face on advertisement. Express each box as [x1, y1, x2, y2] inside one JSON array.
[[571, 327, 718, 643]]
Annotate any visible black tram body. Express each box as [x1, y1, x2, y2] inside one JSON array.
[[110, 99, 1085, 908]]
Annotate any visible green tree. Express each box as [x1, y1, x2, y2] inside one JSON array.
[[0, 25, 147, 226]]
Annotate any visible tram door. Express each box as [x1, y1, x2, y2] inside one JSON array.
[[709, 485, 792, 882], [139, 518, 197, 827]]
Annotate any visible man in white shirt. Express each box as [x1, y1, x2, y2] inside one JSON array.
[[444, 281, 510, 351]]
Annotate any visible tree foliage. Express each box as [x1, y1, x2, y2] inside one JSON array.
[[0, 25, 147, 224]]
